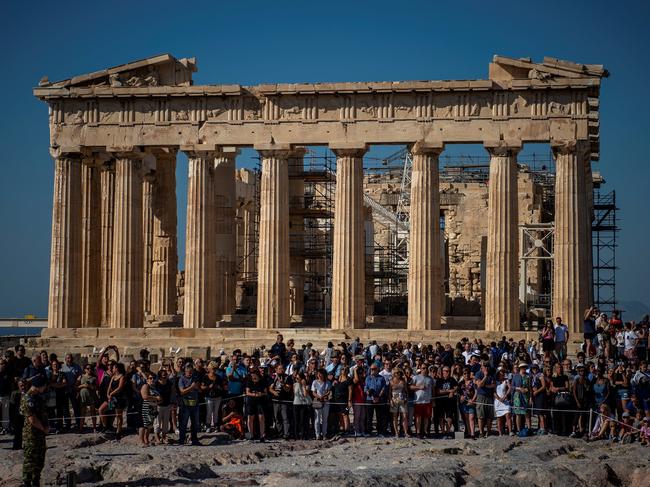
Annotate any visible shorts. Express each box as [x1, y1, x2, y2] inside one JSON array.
[[390, 399, 407, 415], [414, 403, 432, 418], [476, 395, 494, 419], [617, 389, 629, 401], [584, 332, 596, 341], [436, 398, 456, 419], [460, 403, 476, 415], [245, 397, 265, 416]]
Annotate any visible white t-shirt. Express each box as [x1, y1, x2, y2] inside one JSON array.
[[413, 374, 434, 404], [616, 331, 625, 347], [462, 350, 474, 364], [624, 331, 638, 350]]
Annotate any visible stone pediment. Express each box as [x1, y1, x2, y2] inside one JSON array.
[[39, 54, 197, 89], [490, 55, 608, 81]]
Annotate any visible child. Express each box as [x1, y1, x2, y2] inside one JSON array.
[[220, 399, 244, 439]]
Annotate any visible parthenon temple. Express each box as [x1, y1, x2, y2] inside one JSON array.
[[33, 54, 609, 353]]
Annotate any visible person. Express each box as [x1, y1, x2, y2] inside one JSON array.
[[60, 353, 82, 431], [154, 368, 173, 444], [584, 307, 598, 357], [95, 345, 120, 385], [640, 416, 650, 446], [589, 403, 616, 441], [311, 369, 331, 440], [389, 368, 409, 438], [351, 365, 367, 437], [292, 371, 311, 439], [531, 363, 548, 434], [13, 345, 31, 380], [459, 367, 477, 439], [11, 379, 27, 450], [76, 364, 97, 432], [624, 322, 639, 361], [220, 399, 245, 439], [202, 361, 224, 432], [245, 369, 268, 442], [540, 320, 555, 357], [571, 364, 593, 437], [494, 369, 512, 436], [20, 374, 49, 487], [269, 363, 292, 439], [612, 362, 630, 418], [330, 367, 352, 436], [412, 366, 434, 438], [435, 366, 458, 437], [550, 363, 572, 436], [512, 363, 532, 436], [554, 317, 570, 361], [474, 361, 495, 437], [47, 358, 67, 432], [99, 362, 127, 436], [178, 364, 201, 446], [0, 358, 12, 433], [140, 372, 161, 447], [364, 363, 387, 436], [270, 334, 287, 364]]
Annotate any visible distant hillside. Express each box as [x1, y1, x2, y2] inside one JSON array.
[[617, 300, 650, 321]]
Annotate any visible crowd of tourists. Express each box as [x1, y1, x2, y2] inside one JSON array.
[[1, 308, 649, 449]]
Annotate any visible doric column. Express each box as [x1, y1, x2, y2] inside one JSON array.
[[214, 148, 238, 319], [109, 149, 144, 328], [142, 164, 155, 317], [407, 142, 444, 330], [47, 149, 82, 329], [331, 144, 367, 329], [553, 141, 591, 333], [80, 157, 101, 327], [99, 161, 115, 327], [150, 150, 178, 321], [584, 158, 594, 306], [288, 149, 306, 319], [484, 141, 521, 332], [183, 147, 217, 328], [255, 145, 294, 329]]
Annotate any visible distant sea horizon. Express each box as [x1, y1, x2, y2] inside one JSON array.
[[0, 327, 43, 337]]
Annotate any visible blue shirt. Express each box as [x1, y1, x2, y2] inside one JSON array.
[[178, 374, 199, 401], [61, 363, 82, 393], [226, 364, 247, 395], [364, 374, 387, 401]]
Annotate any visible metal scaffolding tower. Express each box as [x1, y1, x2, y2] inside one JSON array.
[[592, 189, 618, 314]]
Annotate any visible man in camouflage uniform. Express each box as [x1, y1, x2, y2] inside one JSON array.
[[20, 374, 48, 487]]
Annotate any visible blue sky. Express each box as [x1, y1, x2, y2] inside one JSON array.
[[1, 0, 649, 317]]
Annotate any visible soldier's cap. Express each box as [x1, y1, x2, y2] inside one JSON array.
[[31, 375, 47, 388]]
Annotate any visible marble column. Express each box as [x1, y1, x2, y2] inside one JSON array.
[[331, 145, 367, 329], [256, 145, 293, 329], [214, 148, 237, 319], [484, 141, 521, 332], [584, 158, 594, 306], [553, 141, 591, 333], [109, 151, 144, 328], [183, 148, 217, 328], [288, 149, 306, 319], [99, 161, 115, 327], [80, 157, 101, 327], [407, 142, 444, 330], [150, 151, 178, 321], [142, 168, 155, 317], [47, 150, 82, 329]]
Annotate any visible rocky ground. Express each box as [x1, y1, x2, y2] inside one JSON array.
[[0, 431, 648, 486]]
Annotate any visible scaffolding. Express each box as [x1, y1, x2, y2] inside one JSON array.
[[592, 189, 618, 314], [236, 147, 615, 323]]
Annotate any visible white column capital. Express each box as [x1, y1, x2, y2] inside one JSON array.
[[484, 140, 522, 157]]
